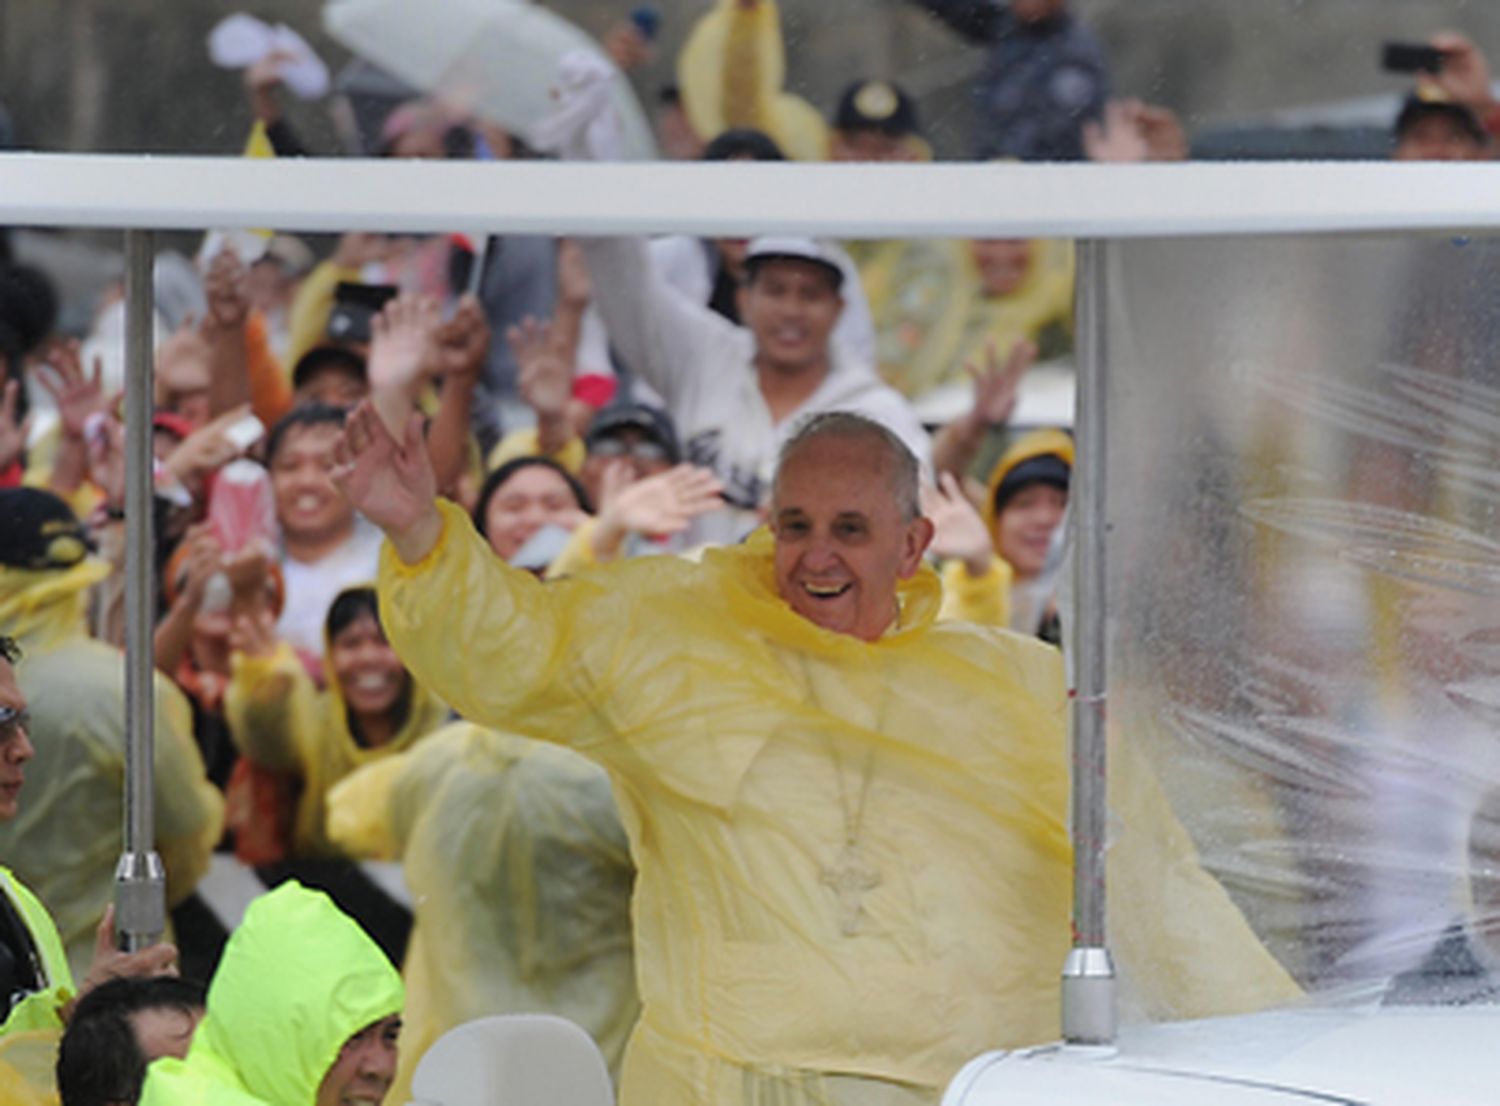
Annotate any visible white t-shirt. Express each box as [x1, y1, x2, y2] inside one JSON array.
[[276, 518, 385, 660], [580, 237, 930, 544]]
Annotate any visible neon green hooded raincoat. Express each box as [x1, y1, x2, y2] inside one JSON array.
[[378, 500, 1298, 1106], [0, 866, 72, 1037], [328, 721, 639, 1105], [139, 881, 404, 1106]]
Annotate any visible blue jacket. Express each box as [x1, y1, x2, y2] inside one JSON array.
[[910, 1, 1109, 161]]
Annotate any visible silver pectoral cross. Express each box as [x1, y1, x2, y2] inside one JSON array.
[[821, 841, 881, 936]]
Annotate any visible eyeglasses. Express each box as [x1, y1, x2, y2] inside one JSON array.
[[0, 706, 29, 744], [591, 438, 670, 463]]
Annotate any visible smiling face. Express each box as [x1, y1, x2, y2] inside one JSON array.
[[0, 658, 33, 823], [739, 260, 844, 377], [993, 482, 1067, 580], [315, 1015, 401, 1106], [970, 238, 1034, 297], [771, 434, 932, 641], [328, 614, 407, 724], [482, 465, 582, 562], [270, 423, 355, 551]]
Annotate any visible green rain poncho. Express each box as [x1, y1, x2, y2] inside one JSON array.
[[0, 560, 223, 977], [378, 501, 1298, 1106], [225, 586, 449, 858], [0, 866, 72, 1037], [328, 721, 639, 1106], [139, 881, 404, 1106]]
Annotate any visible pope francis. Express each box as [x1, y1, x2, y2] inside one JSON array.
[[333, 404, 1297, 1106]]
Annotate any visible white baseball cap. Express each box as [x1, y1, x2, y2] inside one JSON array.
[[743, 237, 844, 290]]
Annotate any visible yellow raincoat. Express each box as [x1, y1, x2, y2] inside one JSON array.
[[224, 588, 448, 858], [0, 561, 223, 978], [327, 721, 639, 1105], [857, 238, 1074, 401], [379, 500, 1298, 1106], [677, 0, 829, 162], [140, 881, 404, 1106], [0, 1027, 61, 1105], [936, 557, 1012, 627]]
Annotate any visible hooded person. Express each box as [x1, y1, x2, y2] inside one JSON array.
[[979, 428, 1072, 640], [0, 633, 72, 1040], [327, 720, 639, 1105], [339, 405, 1299, 1106], [139, 881, 404, 1106], [224, 583, 448, 858], [0, 489, 223, 978], [0, 633, 182, 1105]]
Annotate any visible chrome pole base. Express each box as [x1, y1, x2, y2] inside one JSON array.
[[1061, 945, 1116, 1045]]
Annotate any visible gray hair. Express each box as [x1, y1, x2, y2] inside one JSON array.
[[773, 411, 921, 521]]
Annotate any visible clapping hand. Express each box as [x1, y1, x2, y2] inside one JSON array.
[[202, 248, 251, 332], [331, 401, 442, 564], [966, 338, 1036, 431], [923, 472, 994, 577], [427, 294, 490, 386], [37, 339, 117, 441], [593, 462, 726, 559], [369, 293, 441, 397], [509, 316, 574, 423]]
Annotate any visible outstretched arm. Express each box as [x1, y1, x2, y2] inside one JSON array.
[[933, 338, 1035, 480], [338, 401, 604, 742]]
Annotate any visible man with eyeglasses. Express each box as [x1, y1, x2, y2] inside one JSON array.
[[0, 635, 177, 1044], [578, 403, 682, 507], [0, 632, 69, 1038]]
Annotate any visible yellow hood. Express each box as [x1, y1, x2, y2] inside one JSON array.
[[983, 428, 1075, 533]]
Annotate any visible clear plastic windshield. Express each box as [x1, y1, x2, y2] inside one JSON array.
[[1099, 232, 1500, 1010]]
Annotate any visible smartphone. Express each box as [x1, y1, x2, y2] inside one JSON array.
[[327, 282, 400, 345], [1382, 42, 1445, 74], [223, 414, 266, 453]]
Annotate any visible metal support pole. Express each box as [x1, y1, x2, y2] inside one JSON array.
[[1061, 238, 1116, 1045], [115, 229, 165, 951]]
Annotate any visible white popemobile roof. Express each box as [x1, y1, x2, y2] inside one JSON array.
[[0, 154, 1499, 238]]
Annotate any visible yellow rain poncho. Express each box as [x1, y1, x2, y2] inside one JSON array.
[[327, 721, 639, 1105], [677, 0, 829, 162], [379, 500, 1297, 1106], [936, 557, 1012, 627], [858, 238, 1074, 401], [140, 881, 404, 1106], [224, 587, 449, 858], [0, 561, 223, 978], [0, 1027, 62, 1105]]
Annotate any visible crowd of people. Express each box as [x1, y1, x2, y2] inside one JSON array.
[[0, 1, 1497, 1104]]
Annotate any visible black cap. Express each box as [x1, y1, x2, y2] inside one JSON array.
[[585, 403, 682, 465], [292, 345, 368, 391], [833, 80, 920, 137], [1394, 92, 1485, 145], [0, 488, 91, 570], [992, 455, 1070, 516]]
